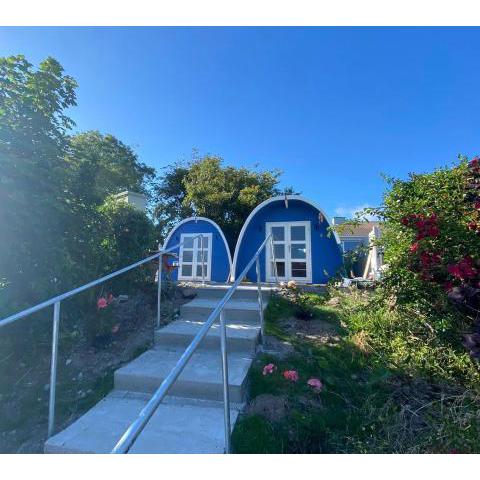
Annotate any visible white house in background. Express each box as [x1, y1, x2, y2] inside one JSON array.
[[332, 217, 383, 279], [331, 216, 381, 253], [113, 191, 148, 213]]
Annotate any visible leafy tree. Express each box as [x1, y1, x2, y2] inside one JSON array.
[[63, 131, 157, 286], [152, 162, 194, 240], [153, 154, 283, 249], [0, 56, 157, 316], [0, 55, 77, 312], [66, 131, 156, 207]]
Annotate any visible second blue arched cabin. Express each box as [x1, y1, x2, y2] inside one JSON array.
[[232, 196, 343, 284], [163, 217, 232, 283]]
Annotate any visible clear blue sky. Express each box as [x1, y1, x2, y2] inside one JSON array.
[[1, 27, 479, 218]]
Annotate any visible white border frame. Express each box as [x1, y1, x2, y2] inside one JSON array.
[[231, 195, 340, 280], [163, 216, 233, 282], [178, 232, 213, 281], [266, 220, 312, 283]]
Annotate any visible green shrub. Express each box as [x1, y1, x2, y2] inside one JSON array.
[[361, 156, 480, 362], [95, 197, 156, 292], [278, 282, 326, 320]]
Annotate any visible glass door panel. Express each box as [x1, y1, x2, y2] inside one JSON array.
[[179, 234, 211, 281], [289, 224, 308, 280], [270, 225, 286, 280], [266, 222, 311, 283]]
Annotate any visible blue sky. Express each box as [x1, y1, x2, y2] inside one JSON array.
[[1, 27, 479, 218]]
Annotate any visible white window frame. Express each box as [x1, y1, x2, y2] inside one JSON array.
[[266, 221, 312, 283], [178, 233, 213, 281]]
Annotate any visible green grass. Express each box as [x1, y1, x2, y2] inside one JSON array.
[[231, 289, 480, 454]]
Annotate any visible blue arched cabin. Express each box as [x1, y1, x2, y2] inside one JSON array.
[[232, 196, 343, 284], [163, 217, 232, 283]]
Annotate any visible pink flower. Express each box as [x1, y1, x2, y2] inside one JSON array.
[[409, 242, 419, 254], [307, 378, 323, 391], [97, 297, 108, 309], [262, 363, 277, 376], [283, 370, 299, 382]]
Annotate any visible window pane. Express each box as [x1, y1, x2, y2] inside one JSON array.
[[272, 226, 285, 241], [183, 237, 194, 248], [199, 236, 209, 248], [196, 265, 206, 277], [197, 250, 208, 262], [274, 244, 285, 259], [291, 226, 306, 241], [181, 264, 192, 277], [183, 250, 193, 262], [272, 261, 285, 277], [291, 262, 307, 277], [291, 244, 306, 259]]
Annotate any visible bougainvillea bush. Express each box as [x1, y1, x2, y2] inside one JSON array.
[[369, 155, 480, 362]]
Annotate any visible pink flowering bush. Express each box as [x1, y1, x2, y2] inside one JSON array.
[[368, 155, 480, 360]]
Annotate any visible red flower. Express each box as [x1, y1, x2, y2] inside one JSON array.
[[468, 221, 478, 231], [420, 252, 430, 266], [447, 256, 477, 281], [283, 370, 299, 382], [474, 202, 480, 210], [468, 157, 479, 169], [443, 282, 453, 292]]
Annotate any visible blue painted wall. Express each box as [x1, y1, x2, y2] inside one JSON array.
[[234, 199, 343, 284], [164, 219, 231, 282]]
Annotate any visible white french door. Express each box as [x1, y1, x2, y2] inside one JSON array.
[[266, 221, 312, 283], [178, 233, 212, 281]]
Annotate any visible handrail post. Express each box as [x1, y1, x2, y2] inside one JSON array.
[[200, 235, 205, 285], [255, 257, 265, 342], [157, 243, 162, 329], [270, 236, 279, 283], [48, 301, 61, 438], [219, 310, 231, 453]]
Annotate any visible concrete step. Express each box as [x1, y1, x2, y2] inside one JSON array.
[[177, 309, 262, 326], [155, 318, 260, 354], [180, 284, 273, 302], [114, 347, 252, 402], [180, 298, 262, 322], [45, 391, 240, 454]]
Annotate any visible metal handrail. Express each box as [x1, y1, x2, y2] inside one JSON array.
[[0, 234, 204, 329], [111, 233, 274, 454], [0, 233, 205, 438]]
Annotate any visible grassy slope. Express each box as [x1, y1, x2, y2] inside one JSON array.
[[231, 290, 480, 454]]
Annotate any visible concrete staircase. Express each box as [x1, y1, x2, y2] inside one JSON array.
[[44, 284, 271, 454]]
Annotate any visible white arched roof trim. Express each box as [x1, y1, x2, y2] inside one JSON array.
[[163, 216, 233, 269], [231, 195, 341, 280]]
